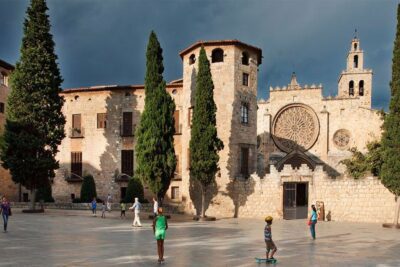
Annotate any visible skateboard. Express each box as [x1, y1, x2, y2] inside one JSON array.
[[255, 257, 277, 264]]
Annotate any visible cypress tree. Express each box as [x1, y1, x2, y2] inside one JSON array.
[[80, 174, 97, 203], [0, 0, 65, 209], [135, 31, 176, 204], [380, 4, 400, 227], [189, 47, 224, 218]]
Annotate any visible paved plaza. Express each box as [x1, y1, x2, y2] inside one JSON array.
[[0, 210, 399, 267]]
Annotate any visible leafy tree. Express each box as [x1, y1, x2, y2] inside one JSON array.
[[380, 3, 400, 227], [340, 141, 383, 179], [35, 182, 55, 203], [189, 47, 224, 217], [124, 176, 144, 203], [80, 174, 97, 203], [0, 0, 65, 209], [135, 31, 176, 204]]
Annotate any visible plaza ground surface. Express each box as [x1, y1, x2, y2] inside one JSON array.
[[0, 209, 399, 267]]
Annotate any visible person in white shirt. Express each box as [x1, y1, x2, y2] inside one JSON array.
[[153, 197, 159, 217], [129, 197, 142, 227], [106, 194, 112, 212]]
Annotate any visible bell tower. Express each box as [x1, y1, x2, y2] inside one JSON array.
[[338, 33, 373, 108]]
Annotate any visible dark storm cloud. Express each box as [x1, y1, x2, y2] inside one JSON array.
[[0, 0, 397, 109]]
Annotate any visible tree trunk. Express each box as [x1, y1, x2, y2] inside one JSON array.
[[394, 196, 400, 226], [29, 189, 37, 210], [201, 185, 206, 218]]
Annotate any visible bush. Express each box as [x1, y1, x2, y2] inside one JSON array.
[[124, 176, 144, 203], [72, 198, 81, 203], [80, 174, 97, 203], [35, 182, 55, 202]]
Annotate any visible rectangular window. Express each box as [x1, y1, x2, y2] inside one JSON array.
[[97, 113, 107, 128], [121, 150, 134, 177], [188, 107, 194, 127], [171, 186, 180, 200], [72, 114, 81, 130], [23, 193, 29, 202], [174, 110, 180, 134], [122, 112, 133, 136], [242, 73, 249, 86], [70, 193, 75, 201], [240, 103, 249, 124], [175, 154, 180, 176], [0, 102, 4, 113], [240, 147, 249, 177], [71, 152, 82, 178]]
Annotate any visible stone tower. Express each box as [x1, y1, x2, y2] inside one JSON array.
[[179, 40, 262, 213], [338, 37, 373, 108]]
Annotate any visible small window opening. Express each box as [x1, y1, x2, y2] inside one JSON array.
[[189, 54, 196, 65], [242, 52, 249, 65], [242, 73, 249, 86], [349, 81, 354, 96], [359, 80, 364, 96], [354, 43, 358, 50], [211, 48, 224, 63], [240, 102, 249, 124], [353, 55, 358, 68]]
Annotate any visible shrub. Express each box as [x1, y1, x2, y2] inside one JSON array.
[[124, 176, 144, 203], [35, 182, 55, 202], [80, 174, 97, 203]]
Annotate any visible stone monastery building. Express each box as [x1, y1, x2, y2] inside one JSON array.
[[0, 37, 398, 222]]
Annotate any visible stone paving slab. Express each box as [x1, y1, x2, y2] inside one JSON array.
[[0, 210, 399, 266]]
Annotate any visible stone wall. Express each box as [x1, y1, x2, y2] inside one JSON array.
[[191, 165, 397, 224]]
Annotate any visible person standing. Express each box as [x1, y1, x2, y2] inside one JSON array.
[[129, 197, 142, 227], [309, 204, 318, 239], [106, 193, 112, 212], [120, 200, 126, 219], [101, 202, 106, 218], [153, 197, 159, 217], [0, 196, 11, 233], [91, 197, 97, 217], [153, 207, 168, 263]]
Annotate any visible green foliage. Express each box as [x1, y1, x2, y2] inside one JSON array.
[[135, 31, 176, 200], [340, 141, 382, 179], [80, 174, 97, 203], [189, 47, 224, 190], [380, 4, 400, 197], [1, 0, 65, 192], [35, 182, 55, 202], [124, 176, 144, 203]]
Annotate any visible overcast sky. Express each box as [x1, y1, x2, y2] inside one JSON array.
[[0, 0, 397, 109]]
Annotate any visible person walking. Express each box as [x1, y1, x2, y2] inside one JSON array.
[[101, 202, 106, 218], [153, 207, 168, 263], [106, 194, 112, 212], [120, 200, 126, 219], [129, 197, 142, 227], [153, 197, 158, 217], [0, 196, 11, 233], [309, 204, 318, 239], [91, 197, 97, 217]]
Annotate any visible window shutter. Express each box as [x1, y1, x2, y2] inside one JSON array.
[[72, 114, 81, 130], [174, 110, 180, 133], [123, 112, 133, 136]]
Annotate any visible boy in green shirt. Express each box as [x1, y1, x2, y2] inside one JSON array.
[[120, 201, 126, 219], [153, 207, 168, 263]]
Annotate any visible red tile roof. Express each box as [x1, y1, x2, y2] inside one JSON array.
[[0, 59, 15, 70]]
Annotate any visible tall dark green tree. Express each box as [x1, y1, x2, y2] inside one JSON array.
[[0, 0, 65, 209], [135, 31, 176, 204], [189, 47, 224, 218], [380, 4, 400, 227], [80, 174, 97, 203]]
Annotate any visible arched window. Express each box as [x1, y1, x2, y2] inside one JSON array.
[[353, 55, 358, 68], [211, 48, 224, 63], [242, 52, 249, 65], [359, 80, 364, 96], [349, 81, 354, 96], [354, 43, 358, 50], [189, 54, 196, 65]]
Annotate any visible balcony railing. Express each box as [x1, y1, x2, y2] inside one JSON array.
[[65, 172, 83, 182], [120, 124, 135, 137], [69, 127, 84, 138]]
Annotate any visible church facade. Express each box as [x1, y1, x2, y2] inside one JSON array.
[[1, 38, 397, 222]]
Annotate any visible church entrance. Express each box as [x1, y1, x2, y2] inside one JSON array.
[[283, 182, 308, 220]]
